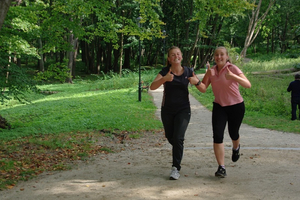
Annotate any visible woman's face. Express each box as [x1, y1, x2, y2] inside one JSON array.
[[214, 48, 229, 67], [168, 48, 182, 65]]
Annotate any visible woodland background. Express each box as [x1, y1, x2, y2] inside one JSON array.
[[0, 0, 299, 103]]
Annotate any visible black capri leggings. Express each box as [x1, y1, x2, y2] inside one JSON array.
[[212, 102, 245, 144]]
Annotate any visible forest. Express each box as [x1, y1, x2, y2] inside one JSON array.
[[0, 0, 299, 103]]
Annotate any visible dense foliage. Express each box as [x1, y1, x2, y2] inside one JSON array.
[[1, 0, 299, 104]]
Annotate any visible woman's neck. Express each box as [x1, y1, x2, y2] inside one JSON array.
[[216, 62, 227, 71], [170, 64, 183, 75]]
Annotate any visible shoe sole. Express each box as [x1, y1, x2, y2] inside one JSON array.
[[215, 174, 226, 178], [232, 156, 240, 162], [169, 176, 179, 180]]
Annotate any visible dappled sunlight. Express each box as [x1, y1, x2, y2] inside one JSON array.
[[42, 179, 119, 195], [243, 57, 300, 72], [3, 168, 276, 200], [0, 87, 134, 111], [33, 88, 126, 104], [10, 175, 249, 199]]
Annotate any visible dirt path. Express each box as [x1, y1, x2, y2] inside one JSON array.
[[1, 86, 300, 200]]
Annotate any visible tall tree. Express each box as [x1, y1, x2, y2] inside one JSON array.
[[190, 0, 253, 68], [240, 0, 275, 58], [0, 0, 12, 31]]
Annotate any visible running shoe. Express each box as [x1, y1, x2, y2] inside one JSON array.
[[170, 166, 180, 180], [232, 144, 240, 162], [215, 165, 227, 178]]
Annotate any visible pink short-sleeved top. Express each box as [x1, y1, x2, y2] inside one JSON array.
[[209, 62, 243, 107]]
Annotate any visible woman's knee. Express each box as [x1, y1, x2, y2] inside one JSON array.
[[213, 135, 224, 143], [171, 137, 184, 146], [230, 133, 239, 141]]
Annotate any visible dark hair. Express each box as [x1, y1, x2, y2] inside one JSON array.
[[295, 73, 300, 80]]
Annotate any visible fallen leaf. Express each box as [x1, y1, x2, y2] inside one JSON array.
[[6, 185, 15, 189]]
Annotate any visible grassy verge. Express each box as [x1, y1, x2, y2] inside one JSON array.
[[0, 69, 163, 190]]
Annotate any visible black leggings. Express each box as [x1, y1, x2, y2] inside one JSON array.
[[291, 97, 300, 120], [161, 107, 191, 171], [212, 102, 245, 144]]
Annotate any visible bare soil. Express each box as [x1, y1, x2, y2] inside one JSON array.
[[1, 86, 300, 200]]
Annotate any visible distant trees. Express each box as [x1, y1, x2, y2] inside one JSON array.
[[1, 0, 300, 103], [240, 0, 275, 58], [0, 0, 164, 103]]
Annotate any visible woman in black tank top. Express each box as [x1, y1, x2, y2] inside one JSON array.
[[150, 46, 200, 180]]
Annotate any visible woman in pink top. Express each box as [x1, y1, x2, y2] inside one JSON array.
[[194, 46, 251, 178]]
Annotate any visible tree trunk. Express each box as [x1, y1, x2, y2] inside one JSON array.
[[123, 48, 131, 70], [272, 28, 275, 53], [89, 41, 95, 73], [72, 39, 78, 78], [280, 12, 289, 53], [119, 32, 123, 77], [197, 14, 222, 69], [181, 0, 193, 67], [38, 38, 44, 72], [84, 41, 90, 74], [80, 40, 86, 64], [113, 48, 119, 72], [106, 43, 112, 73], [266, 34, 269, 54], [95, 37, 102, 74], [186, 23, 200, 68], [240, 0, 275, 58], [66, 32, 78, 83], [0, 0, 12, 31]]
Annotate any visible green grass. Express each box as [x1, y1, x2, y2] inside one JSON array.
[[2, 58, 300, 138], [0, 69, 162, 141], [241, 56, 300, 73]]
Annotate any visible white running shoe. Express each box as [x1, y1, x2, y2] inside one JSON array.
[[170, 166, 180, 180]]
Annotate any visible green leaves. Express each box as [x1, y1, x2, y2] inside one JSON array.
[[35, 62, 70, 83], [0, 62, 39, 105]]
